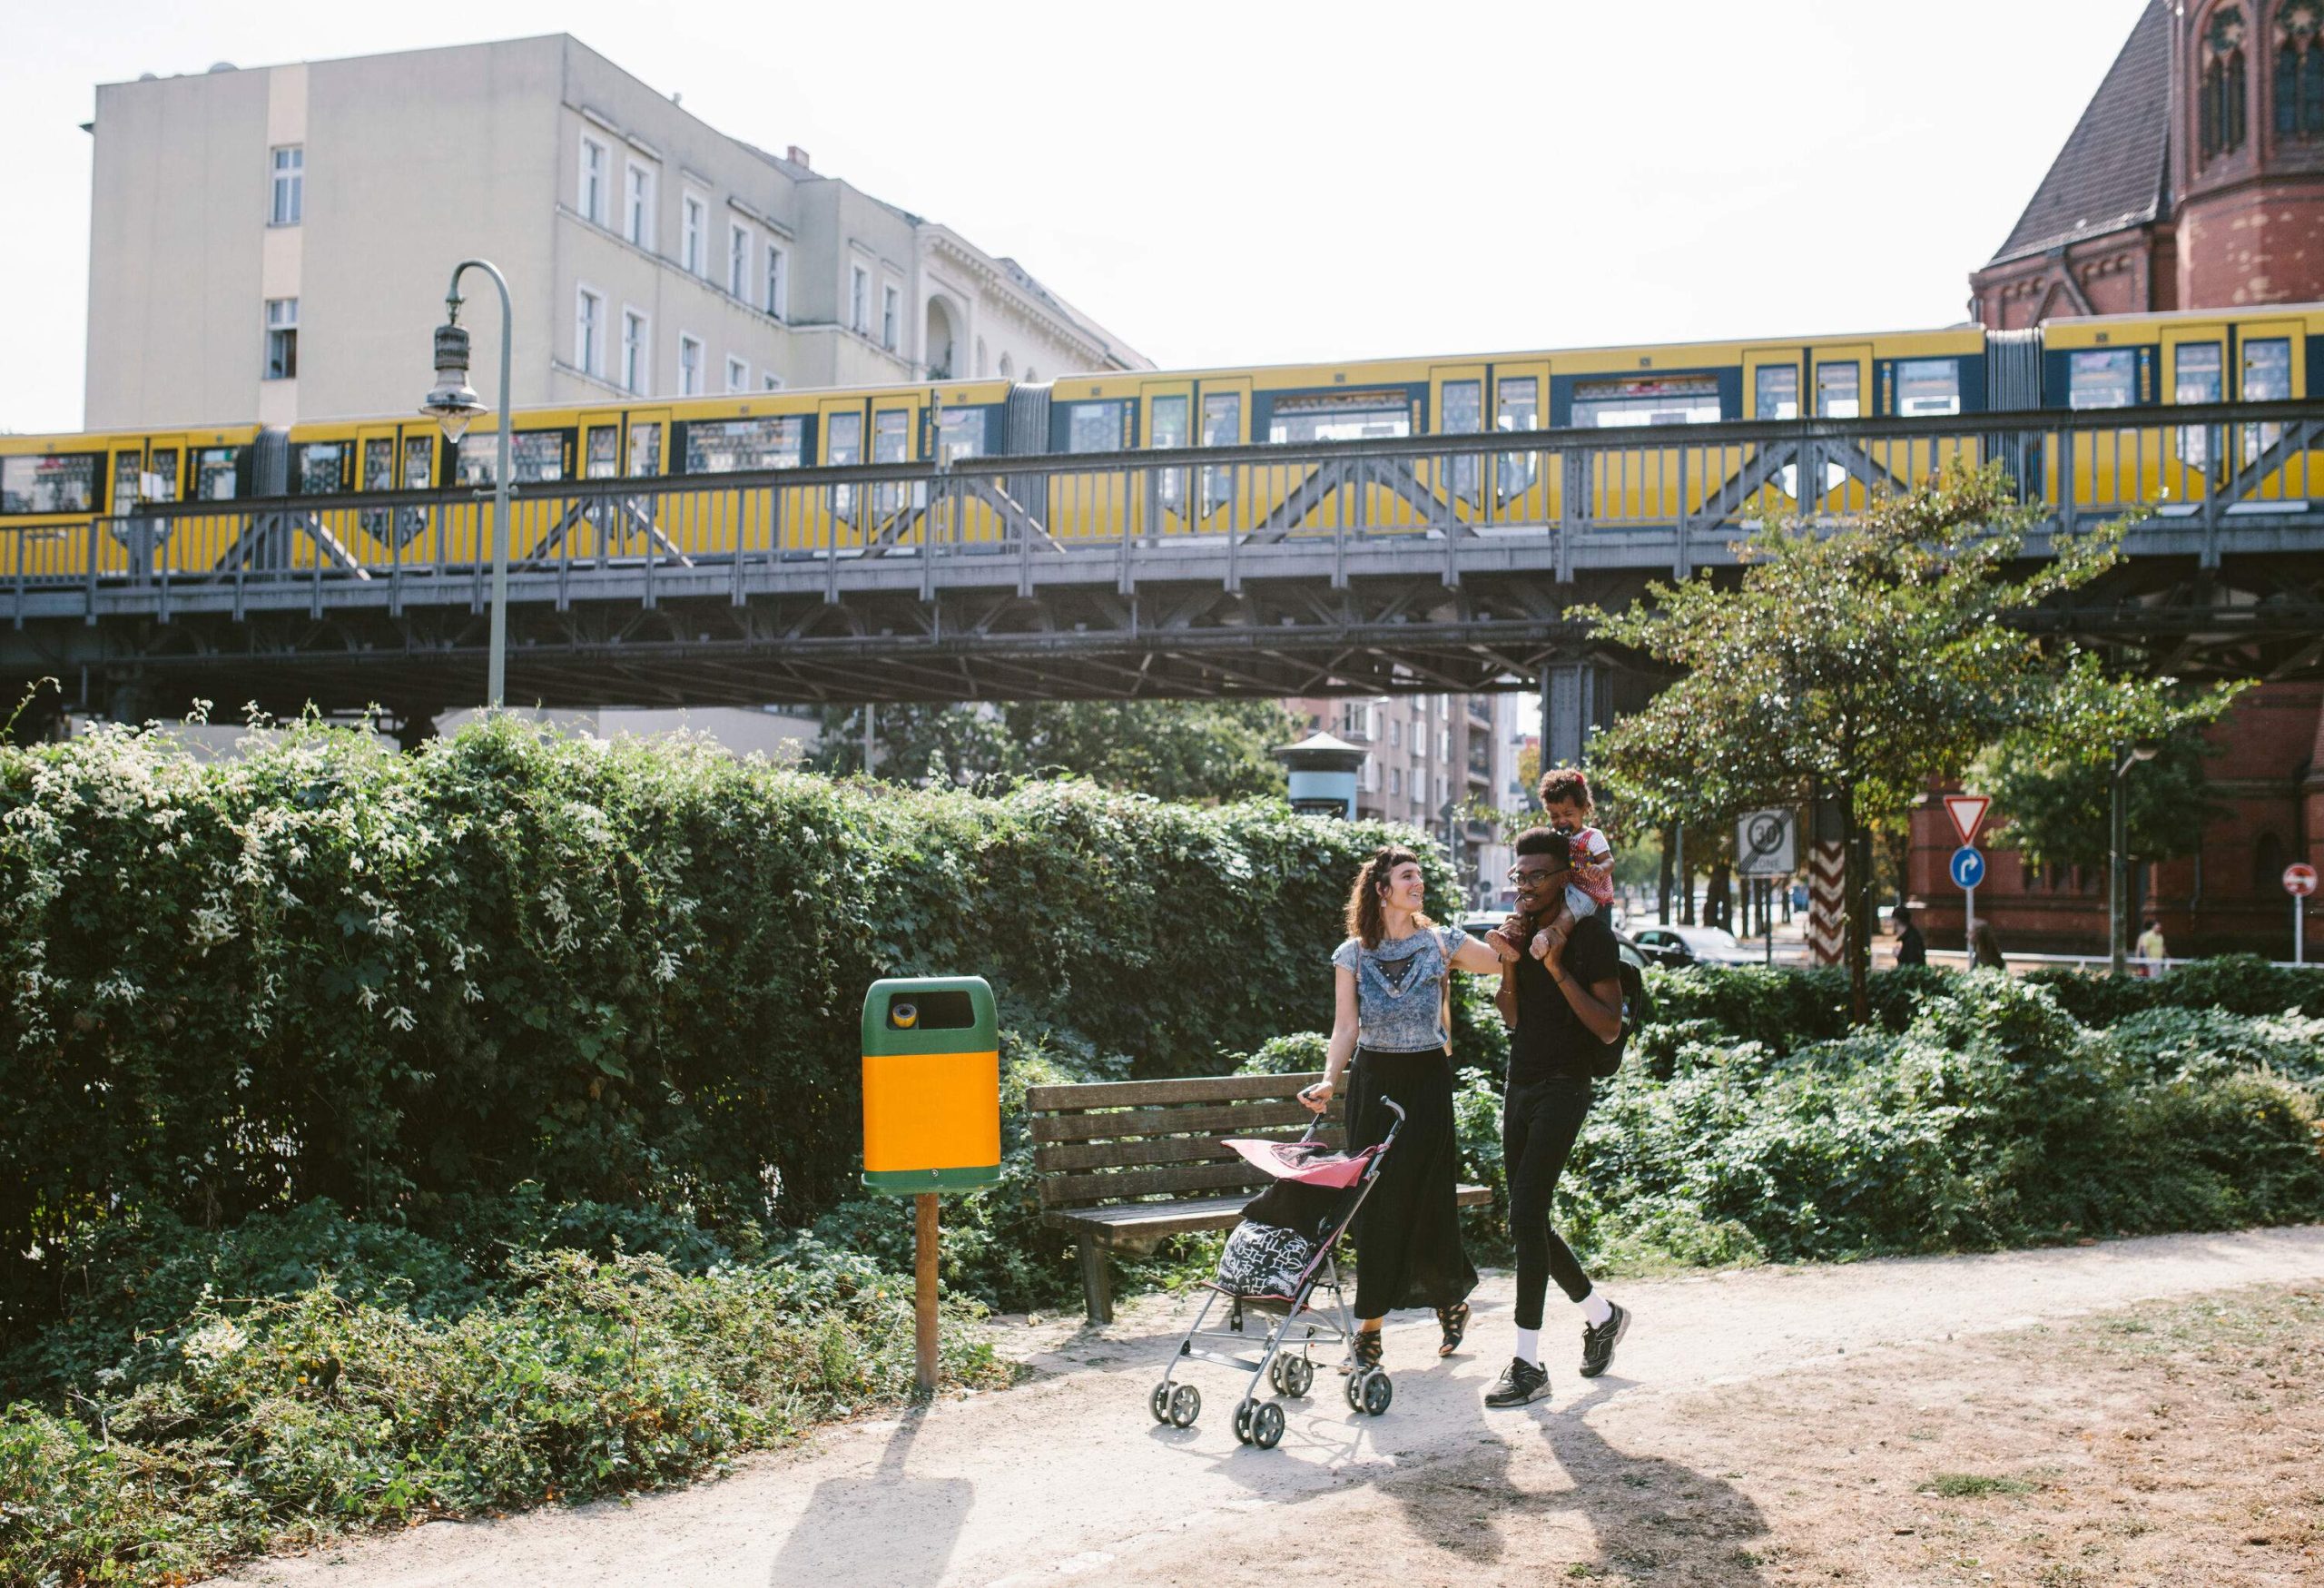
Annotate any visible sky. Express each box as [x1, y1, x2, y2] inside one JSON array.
[[0, 0, 2156, 435]]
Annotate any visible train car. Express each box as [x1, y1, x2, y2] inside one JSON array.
[[0, 425, 260, 582]]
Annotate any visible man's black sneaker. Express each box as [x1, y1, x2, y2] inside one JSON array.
[[1484, 1356, 1550, 1408], [1580, 1301, 1630, 1378]]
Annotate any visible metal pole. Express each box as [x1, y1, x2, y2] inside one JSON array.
[[2299, 893, 2307, 966], [2108, 751, 2126, 976], [444, 260, 515, 709], [913, 1191, 940, 1396], [1965, 882, 1975, 964]]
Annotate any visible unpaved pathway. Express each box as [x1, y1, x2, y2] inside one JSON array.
[[218, 1226, 2324, 1588]]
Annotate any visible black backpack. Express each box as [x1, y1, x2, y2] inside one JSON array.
[[1584, 946, 1651, 1080]]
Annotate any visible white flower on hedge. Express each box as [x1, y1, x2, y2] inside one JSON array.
[[653, 949, 682, 985], [182, 1318, 246, 1366], [93, 973, 143, 1005], [387, 1005, 416, 1032]]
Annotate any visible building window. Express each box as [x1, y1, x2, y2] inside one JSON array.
[[728, 222, 751, 298], [2201, 5, 2250, 163], [621, 308, 648, 393], [726, 355, 749, 393], [263, 298, 299, 380], [682, 192, 706, 275], [270, 145, 303, 225], [764, 243, 788, 320], [678, 333, 703, 396], [2278, 1, 2324, 137], [850, 266, 870, 334], [579, 135, 607, 225], [881, 284, 900, 352], [763, 372, 783, 391], [575, 288, 604, 377], [998, 352, 1014, 380], [625, 163, 655, 248]]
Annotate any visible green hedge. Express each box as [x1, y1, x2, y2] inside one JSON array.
[[0, 719, 1466, 1346]]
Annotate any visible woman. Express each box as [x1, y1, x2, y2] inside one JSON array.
[[1299, 845, 1512, 1367]]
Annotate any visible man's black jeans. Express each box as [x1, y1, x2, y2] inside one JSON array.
[[1502, 1075, 1595, 1329]]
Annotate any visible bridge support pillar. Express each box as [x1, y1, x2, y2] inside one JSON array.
[[103, 676, 149, 728], [1541, 662, 1600, 771], [389, 707, 440, 755]]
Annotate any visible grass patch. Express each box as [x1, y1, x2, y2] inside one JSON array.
[[1924, 1473, 2037, 1497]]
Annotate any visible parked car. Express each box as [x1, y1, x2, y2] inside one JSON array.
[[1627, 923, 1761, 969], [1461, 911, 1652, 980]]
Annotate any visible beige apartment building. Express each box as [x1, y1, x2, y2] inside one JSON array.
[[1285, 692, 1524, 909], [83, 35, 1147, 432]]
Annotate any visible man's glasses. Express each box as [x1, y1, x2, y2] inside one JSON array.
[[1507, 866, 1563, 885]]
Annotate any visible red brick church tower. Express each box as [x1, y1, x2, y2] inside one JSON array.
[[1922, 0, 2324, 958]]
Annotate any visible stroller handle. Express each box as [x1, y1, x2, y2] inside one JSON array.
[[1300, 1089, 1407, 1146]]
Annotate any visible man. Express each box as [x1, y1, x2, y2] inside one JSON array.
[[2134, 917, 2168, 976], [1481, 827, 1631, 1408], [1893, 906, 1927, 969]]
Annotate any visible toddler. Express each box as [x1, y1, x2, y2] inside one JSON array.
[[1536, 766, 1615, 925]]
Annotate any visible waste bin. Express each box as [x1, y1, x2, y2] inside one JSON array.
[[860, 975, 1001, 1195]]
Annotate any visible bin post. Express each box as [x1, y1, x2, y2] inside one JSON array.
[[914, 1192, 940, 1396]]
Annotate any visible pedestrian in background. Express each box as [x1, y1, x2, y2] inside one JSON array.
[[1893, 905, 1927, 968], [2135, 917, 2168, 976], [1972, 920, 2007, 972]]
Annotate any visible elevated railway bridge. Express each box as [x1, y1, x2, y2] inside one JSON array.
[[4, 399, 2319, 754]]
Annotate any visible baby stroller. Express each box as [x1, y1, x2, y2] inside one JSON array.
[[1147, 1097, 1405, 1449]]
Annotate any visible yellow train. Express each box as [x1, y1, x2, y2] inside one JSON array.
[[5, 302, 2317, 578]]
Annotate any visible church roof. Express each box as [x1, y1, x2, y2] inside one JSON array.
[[1985, 0, 2172, 269]]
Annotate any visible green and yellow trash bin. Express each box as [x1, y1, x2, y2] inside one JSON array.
[[860, 975, 1001, 1196]]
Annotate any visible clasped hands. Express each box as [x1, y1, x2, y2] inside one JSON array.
[[1486, 913, 1568, 969]]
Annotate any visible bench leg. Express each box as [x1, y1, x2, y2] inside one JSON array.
[[1076, 1232, 1114, 1325]]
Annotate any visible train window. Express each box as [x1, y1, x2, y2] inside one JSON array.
[[627, 423, 663, 478], [2067, 349, 2138, 409], [1064, 399, 1128, 453], [2242, 337, 2292, 400], [363, 439, 396, 491], [938, 408, 986, 462], [1201, 392, 1240, 508], [1269, 390, 1412, 443], [1496, 378, 1540, 497], [294, 442, 348, 494], [1571, 375, 1720, 428], [1, 453, 99, 515], [684, 416, 804, 474], [112, 453, 142, 509], [149, 449, 179, 502], [194, 449, 241, 500], [401, 438, 433, 488], [586, 428, 619, 480], [1150, 396, 1187, 508], [1755, 367, 1799, 419], [2176, 344, 2223, 468], [1441, 380, 1482, 433], [1895, 359, 1961, 416], [456, 431, 566, 486], [872, 410, 909, 513], [828, 411, 862, 521], [1816, 363, 1860, 418]]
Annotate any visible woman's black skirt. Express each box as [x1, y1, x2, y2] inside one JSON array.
[[1344, 1046, 1478, 1318]]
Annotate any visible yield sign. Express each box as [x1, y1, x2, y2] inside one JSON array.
[[1943, 794, 1992, 847]]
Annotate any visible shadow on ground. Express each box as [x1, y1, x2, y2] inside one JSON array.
[[766, 1406, 972, 1588]]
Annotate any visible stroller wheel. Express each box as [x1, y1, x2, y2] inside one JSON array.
[[1232, 1398, 1256, 1445], [1360, 1368, 1394, 1417], [1280, 1356, 1315, 1398], [1344, 1371, 1366, 1412], [1148, 1381, 1173, 1423], [1167, 1383, 1201, 1428], [1251, 1400, 1285, 1449]]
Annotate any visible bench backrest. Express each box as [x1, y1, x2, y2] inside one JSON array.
[[1026, 1070, 1346, 1212]]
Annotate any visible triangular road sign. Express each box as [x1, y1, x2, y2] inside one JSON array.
[[1944, 794, 1992, 847]]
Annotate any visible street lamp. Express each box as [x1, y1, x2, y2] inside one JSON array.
[[2108, 740, 2162, 975], [420, 260, 514, 709]]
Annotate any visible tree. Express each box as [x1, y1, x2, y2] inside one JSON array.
[[810, 698, 1302, 803], [1584, 462, 2151, 1021]]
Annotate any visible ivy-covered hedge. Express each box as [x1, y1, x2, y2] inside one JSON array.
[[0, 719, 1466, 1347]]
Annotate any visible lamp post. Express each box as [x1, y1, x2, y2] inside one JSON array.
[[2108, 740, 2162, 975], [420, 260, 514, 710]]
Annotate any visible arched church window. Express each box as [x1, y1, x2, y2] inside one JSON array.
[[2277, 1, 2324, 135], [2203, 5, 2250, 163]]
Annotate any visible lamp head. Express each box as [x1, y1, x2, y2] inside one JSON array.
[[420, 321, 485, 443], [2130, 740, 2163, 763]]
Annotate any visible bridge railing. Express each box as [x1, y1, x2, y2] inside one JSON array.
[[9, 400, 2320, 613]]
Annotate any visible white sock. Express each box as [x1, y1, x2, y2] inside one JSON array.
[[1513, 1326, 1541, 1366], [1581, 1290, 1613, 1327]]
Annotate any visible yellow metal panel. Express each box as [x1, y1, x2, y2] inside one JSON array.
[[862, 1050, 1001, 1172]]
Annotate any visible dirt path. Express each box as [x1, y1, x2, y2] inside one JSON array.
[[217, 1226, 2324, 1588]]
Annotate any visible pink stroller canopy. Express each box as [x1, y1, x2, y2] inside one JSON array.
[[1224, 1137, 1373, 1189]]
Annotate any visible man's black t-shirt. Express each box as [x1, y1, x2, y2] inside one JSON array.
[[1508, 912, 1621, 1086]]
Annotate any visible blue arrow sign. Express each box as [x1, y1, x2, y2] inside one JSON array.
[[1950, 845, 1986, 890]]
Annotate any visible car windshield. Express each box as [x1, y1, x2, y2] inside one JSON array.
[[1674, 925, 1743, 952]]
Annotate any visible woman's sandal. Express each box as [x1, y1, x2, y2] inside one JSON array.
[[1345, 1327, 1384, 1372], [1436, 1300, 1471, 1357]]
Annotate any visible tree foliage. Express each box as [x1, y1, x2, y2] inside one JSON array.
[[810, 698, 1301, 803]]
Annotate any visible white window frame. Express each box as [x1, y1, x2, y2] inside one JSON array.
[[262, 297, 299, 380], [575, 286, 606, 378], [578, 135, 607, 226], [725, 355, 749, 393], [881, 282, 900, 352], [727, 221, 751, 299], [678, 332, 704, 397], [625, 162, 655, 250], [270, 145, 303, 226], [764, 242, 788, 321], [682, 190, 707, 276], [850, 265, 870, 335], [621, 306, 649, 394]]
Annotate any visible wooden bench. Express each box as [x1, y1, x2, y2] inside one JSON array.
[[1027, 1070, 1493, 1324]]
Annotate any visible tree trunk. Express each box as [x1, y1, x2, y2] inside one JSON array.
[[1658, 826, 1675, 922], [1707, 860, 1732, 932], [1842, 795, 1870, 1024]]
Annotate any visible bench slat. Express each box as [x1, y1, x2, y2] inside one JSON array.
[[1029, 1099, 1331, 1144], [1033, 1124, 1343, 1174], [1041, 1184, 1494, 1243], [1024, 1072, 1324, 1112], [1039, 1159, 1276, 1208]]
